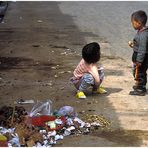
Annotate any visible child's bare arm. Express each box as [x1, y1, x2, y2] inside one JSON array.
[[89, 65, 100, 86]]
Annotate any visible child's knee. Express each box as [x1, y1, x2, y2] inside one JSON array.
[[82, 73, 94, 84]]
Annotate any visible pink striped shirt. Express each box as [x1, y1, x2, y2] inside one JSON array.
[[73, 59, 100, 84]]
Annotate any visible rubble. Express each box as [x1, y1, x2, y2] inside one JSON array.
[[0, 104, 110, 147]]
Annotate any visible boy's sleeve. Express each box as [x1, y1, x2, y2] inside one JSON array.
[[136, 32, 147, 63]]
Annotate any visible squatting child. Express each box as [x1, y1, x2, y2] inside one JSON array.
[[128, 10, 148, 96], [71, 42, 107, 99]]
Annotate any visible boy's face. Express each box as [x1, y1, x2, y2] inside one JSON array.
[[131, 19, 142, 30]]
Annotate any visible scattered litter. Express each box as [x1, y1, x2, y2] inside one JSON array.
[[45, 121, 56, 129], [0, 103, 110, 147], [60, 87, 64, 90], [54, 74, 58, 78], [73, 117, 85, 128], [15, 99, 35, 104], [91, 122, 101, 127], [0, 134, 8, 147], [60, 52, 67, 55], [66, 118, 74, 126], [67, 71, 72, 73], [55, 134, 63, 141], [58, 71, 72, 74], [47, 82, 52, 86], [82, 114, 110, 127], [51, 67, 56, 70], [63, 126, 75, 136], [37, 20, 43, 23], [58, 71, 65, 74]]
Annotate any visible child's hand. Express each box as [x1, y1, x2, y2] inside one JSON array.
[[98, 66, 104, 71], [128, 41, 133, 48]]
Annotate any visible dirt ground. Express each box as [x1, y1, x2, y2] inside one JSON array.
[[0, 2, 148, 147]]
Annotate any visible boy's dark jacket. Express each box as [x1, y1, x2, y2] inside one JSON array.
[[132, 27, 148, 67]]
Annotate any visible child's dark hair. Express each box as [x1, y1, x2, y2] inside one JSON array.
[[131, 10, 147, 26], [82, 42, 100, 64]]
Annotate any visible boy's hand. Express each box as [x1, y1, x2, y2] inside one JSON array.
[[136, 62, 141, 66], [128, 41, 133, 48]]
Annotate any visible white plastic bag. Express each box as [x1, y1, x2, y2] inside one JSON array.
[[57, 106, 77, 117], [29, 100, 52, 117]]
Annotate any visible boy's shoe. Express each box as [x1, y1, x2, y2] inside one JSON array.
[[129, 89, 146, 96], [76, 91, 86, 99], [93, 86, 107, 94], [133, 85, 139, 90], [133, 85, 147, 92]]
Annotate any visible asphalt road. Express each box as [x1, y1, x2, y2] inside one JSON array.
[[0, 2, 148, 146], [58, 1, 148, 60]]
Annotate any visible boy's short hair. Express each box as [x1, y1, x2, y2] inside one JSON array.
[[82, 42, 100, 64], [131, 10, 147, 26]]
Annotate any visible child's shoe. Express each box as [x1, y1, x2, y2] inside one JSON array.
[[76, 91, 86, 99], [93, 86, 107, 94]]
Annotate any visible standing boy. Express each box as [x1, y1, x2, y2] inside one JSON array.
[[129, 10, 148, 96]]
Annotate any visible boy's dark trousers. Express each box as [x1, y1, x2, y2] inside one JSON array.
[[133, 63, 147, 91]]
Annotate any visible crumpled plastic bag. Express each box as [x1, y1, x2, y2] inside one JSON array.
[[29, 100, 52, 117], [57, 106, 78, 117]]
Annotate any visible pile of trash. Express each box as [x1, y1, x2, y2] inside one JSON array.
[[0, 100, 110, 147]]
